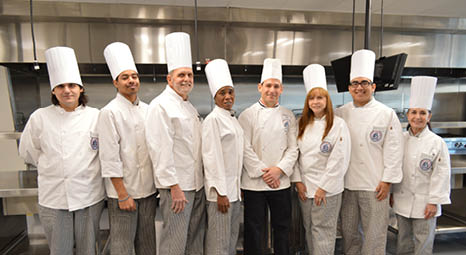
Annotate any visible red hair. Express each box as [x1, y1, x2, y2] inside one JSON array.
[[297, 87, 334, 141]]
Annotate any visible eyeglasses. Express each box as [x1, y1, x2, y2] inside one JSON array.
[[350, 80, 372, 88]]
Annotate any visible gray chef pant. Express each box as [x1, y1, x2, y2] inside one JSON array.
[[107, 195, 157, 255], [205, 201, 241, 255], [38, 200, 104, 255], [299, 193, 341, 255], [341, 189, 389, 255], [396, 214, 436, 255], [159, 188, 206, 255]]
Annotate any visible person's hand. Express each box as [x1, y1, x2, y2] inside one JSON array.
[[118, 196, 137, 211], [375, 181, 391, 201], [262, 167, 284, 189], [314, 188, 327, 206], [295, 182, 307, 201], [170, 184, 188, 213], [424, 204, 437, 219], [217, 195, 230, 213]]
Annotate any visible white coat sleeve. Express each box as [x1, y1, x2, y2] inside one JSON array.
[[381, 111, 403, 183], [19, 112, 41, 166], [277, 114, 299, 177], [290, 121, 302, 182], [428, 140, 451, 205], [318, 121, 351, 194], [98, 109, 124, 178], [202, 117, 228, 197], [145, 103, 179, 187], [238, 110, 267, 178]]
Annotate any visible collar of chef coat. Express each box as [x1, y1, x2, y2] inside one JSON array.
[[258, 99, 279, 108], [53, 104, 84, 114], [116, 92, 140, 106], [351, 97, 375, 109], [408, 126, 429, 138], [214, 105, 236, 117]]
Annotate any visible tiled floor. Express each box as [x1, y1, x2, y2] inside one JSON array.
[[9, 230, 466, 254]]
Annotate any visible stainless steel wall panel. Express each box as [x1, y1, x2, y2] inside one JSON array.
[[226, 27, 275, 65], [450, 34, 466, 67], [290, 29, 356, 66], [275, 31, 295, 65], [0, 24, 18, 62], [183, 24, 226, 62], [380, 32, 452, 67]]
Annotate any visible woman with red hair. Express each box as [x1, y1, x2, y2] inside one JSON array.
[[291, 64, 351, 255]]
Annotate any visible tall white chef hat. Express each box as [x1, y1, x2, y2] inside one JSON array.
[[103, 42, 138, 81], [350, 49, 376, 82], [261, 58, 282, 83], [165, 32, 192, 73], [409, 76, 437, 110], [303, 64, 327, 92], [45, 46, 82, 90], [205, 59, 234, 98]]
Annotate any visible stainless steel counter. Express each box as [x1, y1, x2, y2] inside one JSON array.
[[0, 170, 37, 198]]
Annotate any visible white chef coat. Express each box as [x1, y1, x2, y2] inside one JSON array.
[[335, 98, 403, 191], [291, 116, 351, 198], [238, 102, 298, 191], [98, 93, 156, 199], [202, 106, 243, 202], [146, 85, 203, 191], [19, 105, 105, 211], [393, 127, 451, 218]]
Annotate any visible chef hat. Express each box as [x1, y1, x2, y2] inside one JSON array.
[[104, 42, 138, 81], [409, 76, 437, 110], [205, 59, 234, 98], [303, 64, 327, 92], [165, 32, 192, 72], [261, 58, 282, 83], [45, 46, 83, 90], [350, 49, 376, 82]]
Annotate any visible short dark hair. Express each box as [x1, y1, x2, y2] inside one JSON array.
[[51, 86, 88, 106]]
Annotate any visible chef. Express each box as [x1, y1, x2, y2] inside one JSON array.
[[239, 58, 298, 255], [98, 42, 156, 255], [202, 59, 243, 255], [335, 49, 403, 255], [392, 76, 451, 255], [145, 32, 205, 255], [291, 64, 351, 255], [19, 46, 105, 255]]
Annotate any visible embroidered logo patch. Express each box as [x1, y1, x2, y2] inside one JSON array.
[[320, 141, 332, 153], [90, 137, 99, 150], [419, 158, 433, 171], [282, 115, 290, 132], [370, 130, 383, 142]]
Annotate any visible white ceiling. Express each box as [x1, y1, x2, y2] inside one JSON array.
[[36, 0, 466, 18]]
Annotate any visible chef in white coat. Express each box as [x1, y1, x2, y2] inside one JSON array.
[[98, 42, 156, 255], [145, 32, 205, 255], [19, 46, 105, 255], [335, 49, 403, 255], [392, 76, 451, 255], [291, 64, 351, 255], [202, 59, 243, 255], [239, 58, 298, 255]]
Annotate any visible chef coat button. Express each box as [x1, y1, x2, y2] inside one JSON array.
[[359, 144, 363, 147]]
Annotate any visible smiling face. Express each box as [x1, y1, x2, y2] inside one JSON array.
[[167, 67, 194, 100], [258, 78, 283, 107], [52, 83, 83, 111], [113, 70, 140, 102], [348, 76, 376, 106], [307, 89, 328, 118], [407, 108, 431, 134], [214, 86, 235, 111]]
